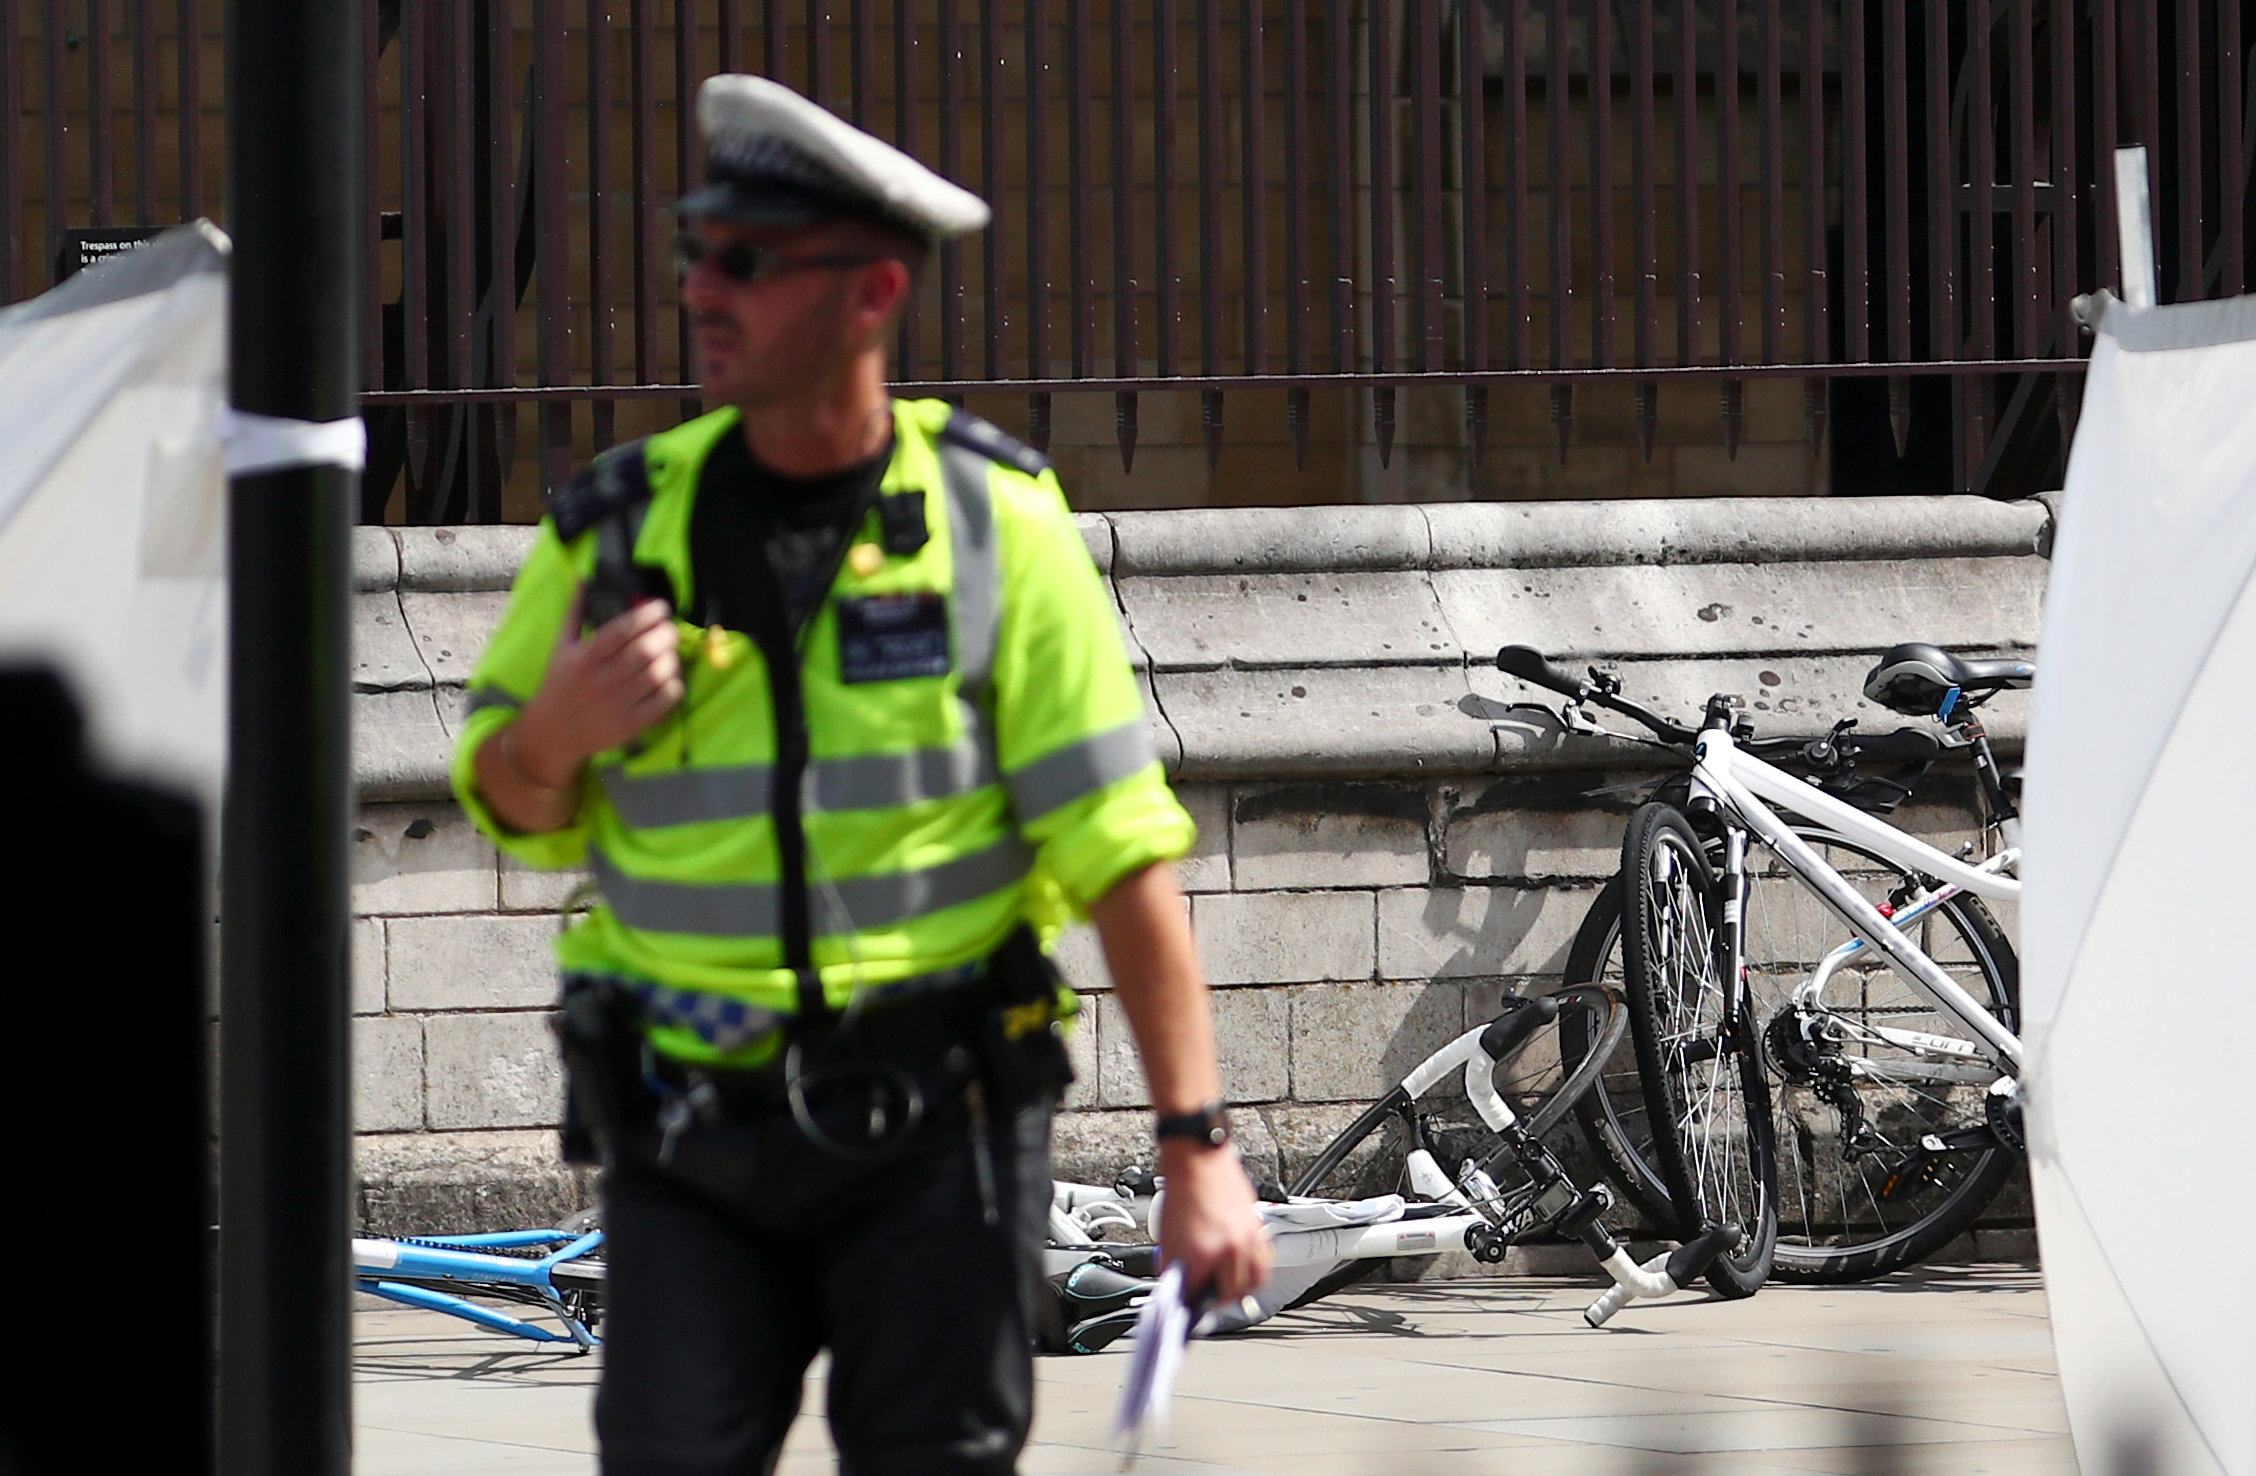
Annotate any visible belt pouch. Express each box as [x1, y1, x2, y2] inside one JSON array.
[[975, 928, 1076, 1108], [551, 976, 652, 1166]]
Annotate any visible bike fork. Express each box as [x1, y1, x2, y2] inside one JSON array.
[[1717, 827, 1751, 1051]]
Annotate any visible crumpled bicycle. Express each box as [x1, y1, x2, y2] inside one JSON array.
[[1041, 984, 1743, 1353]]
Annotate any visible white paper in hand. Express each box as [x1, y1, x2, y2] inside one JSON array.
[[1112, 1262, 1193, 1466]]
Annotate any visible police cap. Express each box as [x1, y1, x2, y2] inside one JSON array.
[[676, 74, 992, 245]]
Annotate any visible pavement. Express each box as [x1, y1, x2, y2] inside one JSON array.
[[353, 1264, 2076, 1475]]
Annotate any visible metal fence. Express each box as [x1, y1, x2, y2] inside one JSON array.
[[3, 0, 2249, 517]]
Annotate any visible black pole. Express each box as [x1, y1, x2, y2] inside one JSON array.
[[218, 0, 362, 1471]]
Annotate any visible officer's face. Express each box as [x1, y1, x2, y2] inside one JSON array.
[[681, 218, 901, 408]]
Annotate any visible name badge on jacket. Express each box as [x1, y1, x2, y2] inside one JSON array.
[[836, 593, 953, 683]]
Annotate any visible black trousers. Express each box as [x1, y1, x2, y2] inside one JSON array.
[[594, 1095, 1055, 1476]]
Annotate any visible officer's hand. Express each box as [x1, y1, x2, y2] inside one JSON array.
[[513, 590, 684, 780], [1155, 1140, 1271, 1307]]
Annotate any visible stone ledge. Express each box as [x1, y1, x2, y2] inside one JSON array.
[[354, 497, 2047, 591], [353, 526, 401, 592], [1422, 495, 2049, 571], [399, 525, 540, 591], [350, 497, 2047, 795], [1106, 496, 2048, 577]]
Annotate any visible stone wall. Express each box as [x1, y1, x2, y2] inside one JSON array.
[[347, 494, 2049, 1256]]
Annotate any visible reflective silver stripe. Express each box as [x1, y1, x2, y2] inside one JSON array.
[[939, 441, 1001, 701], [594, 848, 777, 936], [592, 832, 1033, 938], [604, 765, 772, 829], [809, 738, 997, 811], [601, 739, 1001, 827], [463, 687, 523, 716], [1005, 718, 1157, 822]]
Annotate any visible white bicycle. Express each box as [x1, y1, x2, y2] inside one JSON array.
[[1040, 985, 1745, 1353], [1500, 643, 2030, 1285]]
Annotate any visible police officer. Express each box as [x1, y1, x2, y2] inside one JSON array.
[[453, 74, 1269, 1475]]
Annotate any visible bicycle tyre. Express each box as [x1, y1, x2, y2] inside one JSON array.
[[1739, 829, 2021, 1283], [1560, 876, 1679, 1230], [1620, 802, 1779, 1298]]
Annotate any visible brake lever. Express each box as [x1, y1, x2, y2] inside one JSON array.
[[1557, 702, 1651, 745], [1558, 701, 1609, 736]]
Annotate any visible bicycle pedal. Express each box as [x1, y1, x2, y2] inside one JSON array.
[[1879, 1148, 1954, 1201]]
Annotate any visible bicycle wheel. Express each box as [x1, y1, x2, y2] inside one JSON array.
[[1560, 876, 1678, 1229], [1620, 803, 1778, 1297], [1742, 829, 2020, 1282], [1290, 983, 1626, 1201], [1284, 985, 1626, 1303]]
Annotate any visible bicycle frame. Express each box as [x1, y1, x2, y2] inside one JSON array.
[[352, 1229, 605, 1350], [1688, 726, 2025, 1075]]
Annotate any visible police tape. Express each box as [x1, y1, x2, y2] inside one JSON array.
[[217, 407, 368, 477]]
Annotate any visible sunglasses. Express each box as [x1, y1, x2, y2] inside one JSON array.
[[673, 230, 883, 285]]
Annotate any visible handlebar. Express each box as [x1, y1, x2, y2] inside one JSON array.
[[1495, 646, 1949, 766], [1494, 644, 1588, 696], [1494, 645, 1700, 746]]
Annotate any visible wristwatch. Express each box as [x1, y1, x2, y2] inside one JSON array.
[[1153, 1101, 1231, 1149]]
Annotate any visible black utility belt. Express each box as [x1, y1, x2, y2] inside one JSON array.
[[643, 983, 995, 1110], [553, 928, 1074, 1163]]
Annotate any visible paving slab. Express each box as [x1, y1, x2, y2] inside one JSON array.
[[353, 1266, 2075, 1475]]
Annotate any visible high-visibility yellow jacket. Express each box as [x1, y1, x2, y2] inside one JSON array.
[[451, 398, 1193, 1063]]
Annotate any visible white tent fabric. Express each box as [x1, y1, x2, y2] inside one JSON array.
[[2026, 289, 2256, 1476], [0, 224, 230, 818]]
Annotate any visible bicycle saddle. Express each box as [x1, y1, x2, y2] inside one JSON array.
[[1036, 1256, 1155, 1355], [1862, 643, 2035, 716]]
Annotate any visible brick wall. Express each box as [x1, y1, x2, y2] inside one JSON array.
[[348, 494, 2049, 1259]]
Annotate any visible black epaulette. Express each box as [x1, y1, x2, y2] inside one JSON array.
[[941, 408, 1051, 478], [544, 438, 654, 543]]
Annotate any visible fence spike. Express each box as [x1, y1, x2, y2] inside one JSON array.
[[1029, 392, 1053, 454], [1635, 381, 1657, 462], [1721, 379, 1743, 460], [1201, 389, 1225, 470], [1288, 389, 1310, 471], [1115, 391, 1139, 473], [1550, 384, 1573, 465], [494, 404, 516, 484], [1464, 386, 1488, 470], [1374, 387, 1398, 468], [1804, 382, 1827, 457], [406, 410, 431, 499], [1887, 376, 1911, 458]]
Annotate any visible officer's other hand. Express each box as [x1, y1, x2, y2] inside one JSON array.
[[515, 589, 684, 777], [1155, 1140, 1271, 1306]]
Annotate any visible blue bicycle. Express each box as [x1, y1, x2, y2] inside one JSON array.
[[353, 1211, 606, 1351]]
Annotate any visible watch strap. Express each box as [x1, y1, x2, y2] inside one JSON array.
[[1153, 1101, 1231, 1149]]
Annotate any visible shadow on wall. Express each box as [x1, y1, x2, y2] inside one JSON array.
[[1415, 885, 1560, 978]]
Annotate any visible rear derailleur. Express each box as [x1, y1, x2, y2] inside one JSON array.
[[1764, 1006, 1883, 1158]]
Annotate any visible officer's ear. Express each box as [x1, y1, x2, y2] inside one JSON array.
[[850, 257, 916, 339]]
